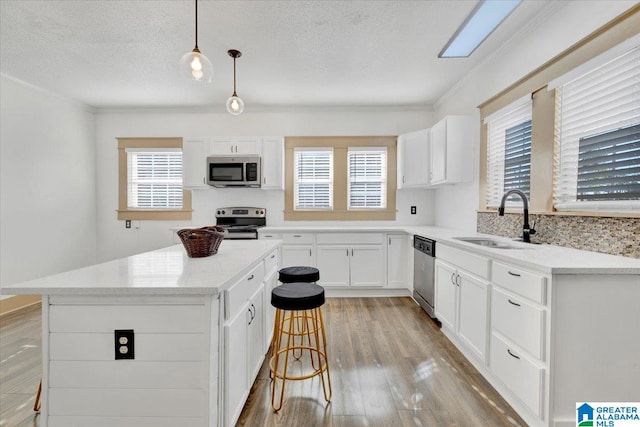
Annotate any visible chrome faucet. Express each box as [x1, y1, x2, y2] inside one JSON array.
[[498, 189, 536, 243]]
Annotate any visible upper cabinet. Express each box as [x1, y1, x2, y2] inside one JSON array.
[[397, 128, 430, 189], [182, 137, 210, 189], [182, 137, 284, 190], [261, 137, 284, 190], [210, 137, 261, 155], [429, 115, 473, 186]]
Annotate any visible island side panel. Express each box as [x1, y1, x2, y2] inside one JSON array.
[[45, 295, 217, 427], [551, 274, 640, 427]]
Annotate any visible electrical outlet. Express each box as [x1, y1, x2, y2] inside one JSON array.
[[114, 329, 134, 360], [411, 206, 417, 215], [125, 220, 131, 229]]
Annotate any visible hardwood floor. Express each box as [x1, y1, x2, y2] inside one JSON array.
[[0, 298, 526, 427]]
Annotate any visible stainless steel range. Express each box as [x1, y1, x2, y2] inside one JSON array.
[[215, 207, 266, 240]]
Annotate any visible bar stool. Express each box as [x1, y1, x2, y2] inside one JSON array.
[[278, 266, 320, 284], [270, 282, 332, 411]]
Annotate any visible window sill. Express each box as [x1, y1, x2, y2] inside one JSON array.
[[117, 209, 193, 221], [284, 209, 396, 221]]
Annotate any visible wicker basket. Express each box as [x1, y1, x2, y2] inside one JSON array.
[[177, 226, 225, 258]]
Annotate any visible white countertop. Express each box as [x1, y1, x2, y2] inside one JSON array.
[[260, 225, 640, 275], [1, 240, 281, 296]]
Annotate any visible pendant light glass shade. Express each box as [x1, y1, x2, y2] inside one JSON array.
[[226, 49, 244, 115], [226, 95, 244, 115], [180, 0, 213, 84], [180, 48, 213, 84]]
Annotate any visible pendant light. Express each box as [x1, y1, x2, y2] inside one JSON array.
[[179, 0, 213, 84], [226, 49, 245, 115]]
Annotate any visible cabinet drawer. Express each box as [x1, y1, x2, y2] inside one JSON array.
[[264, 250, 278, 275], [225, 263, 264, 320], [437, 244, 490, 280], [492, 262, 547, 304], [316, 233, 383, 245], [490, 333, 544, 417], [492, 287, 545, 359], [259, 232, 280, 240], [281, 233, 314, 244]]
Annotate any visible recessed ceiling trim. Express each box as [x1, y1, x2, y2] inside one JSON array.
[[438, 0, 522, 58]]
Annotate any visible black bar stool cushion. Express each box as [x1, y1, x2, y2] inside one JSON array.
[[272, 282, 325, 311], [278, 266, 320, 283]]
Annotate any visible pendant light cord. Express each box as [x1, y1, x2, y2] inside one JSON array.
[[233, 57, 237, 96], [194, 0, 199, 49]]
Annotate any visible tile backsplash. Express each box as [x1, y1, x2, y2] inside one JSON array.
[[477, 212, 640, 259]]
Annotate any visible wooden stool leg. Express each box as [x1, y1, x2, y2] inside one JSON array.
[[33, 379, 42, 412]]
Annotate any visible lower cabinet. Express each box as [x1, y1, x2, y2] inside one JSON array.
[[316, 234, 385, 288], [387, 234, 409, 288], [224, 300, 250, 427], [434, 258, 489, 362]]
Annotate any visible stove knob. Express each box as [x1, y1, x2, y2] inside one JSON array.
[[255, 210, 259, 215], [221, 210, 226, 215], [216, 210, 220, 215]]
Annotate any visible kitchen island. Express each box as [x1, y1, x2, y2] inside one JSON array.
[[1, 240, 281, 427]]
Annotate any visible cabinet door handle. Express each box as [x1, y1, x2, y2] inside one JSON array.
[[248, 274, 254, 281], [508, 299, 521, 307], [455, 274, 461, 287], [270, 254, 276, 259], [507, 349, 520, 360], [508, 271, 521, 277], [351, 249, 354, 256], [248, 307, 253, 325], [451, 272, 456, 286], [309, 249, 312, 257], [346, 249, 349, 256]]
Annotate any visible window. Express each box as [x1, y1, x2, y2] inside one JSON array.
[[117, 138, 192, 221], [127, 149, 183, 209], [484, 96, 532, 208], [553, 44, 640, 211], [348, 147, 387, 209], [294, 148, 333, 210], [284, 136, 397, 221]]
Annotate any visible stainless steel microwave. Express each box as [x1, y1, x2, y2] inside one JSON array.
[[206, 155, 261, 187]]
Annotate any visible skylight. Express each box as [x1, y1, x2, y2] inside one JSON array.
[[439, 0, 522, 58]]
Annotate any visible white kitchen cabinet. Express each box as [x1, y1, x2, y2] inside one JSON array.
[[261, 136, 284, 189], [280, 233, 315, 268], [429, 115, 473, 185], [210, 137, 261, 155], [182, 137, 210, 189], [435, 248, 490, 363], [397, 129, 430, 188], [247, 284, 265, 382], [224, 302, 249, 427], [457, 270, 489, 361], [386, 234, 408, 288], [435, 260, 457, 331], [315, 234, 385, 288]]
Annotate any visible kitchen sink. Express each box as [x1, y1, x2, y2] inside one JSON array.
[[453, 237, 522, 249]]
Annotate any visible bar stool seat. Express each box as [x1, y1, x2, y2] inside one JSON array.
[[278, 266, 320, 283], [270, 282, 332, 411]]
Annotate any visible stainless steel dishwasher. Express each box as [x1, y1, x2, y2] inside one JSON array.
[[413, 235, 436, 319]]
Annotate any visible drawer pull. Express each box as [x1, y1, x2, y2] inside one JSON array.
[[508, 271, 521, 277], [508, 299, 521, 307], [293, 235, 302, 238], [507, 349, 520, 360], [248, 274, 255, 281], [270, 254, 275, 259]]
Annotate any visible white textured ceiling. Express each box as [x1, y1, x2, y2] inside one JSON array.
[[0, 0, 553, 109]]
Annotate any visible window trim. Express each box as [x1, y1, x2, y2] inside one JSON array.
[[284, 136, 397, 221], [478, 5, 640, 218], [117, 137, 192, 221]]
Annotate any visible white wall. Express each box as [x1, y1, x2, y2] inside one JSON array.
[[0, 76, 97, 296], [432, 0, 638, 231], [95, 108, 435, 261]]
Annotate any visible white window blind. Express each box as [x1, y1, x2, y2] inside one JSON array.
[[294, 148, 333, 210], [485, 96, 533, 208], [126, 148, 183, 209], [348, 147, 387, 209], [554, 44, 640, 211]]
